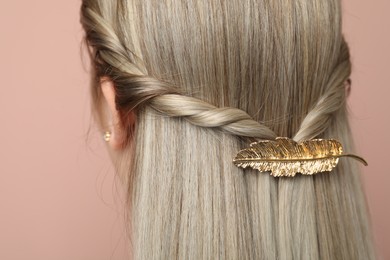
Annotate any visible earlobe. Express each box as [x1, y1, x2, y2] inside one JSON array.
[[100, 77, 129, 150]]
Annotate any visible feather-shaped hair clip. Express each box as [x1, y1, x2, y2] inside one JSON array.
[[233, 137, 367, 177]]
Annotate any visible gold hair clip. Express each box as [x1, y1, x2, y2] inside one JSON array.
[[233, 137, 367, 177]]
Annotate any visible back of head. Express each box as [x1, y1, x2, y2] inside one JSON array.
[[80, 0, 375, 259]]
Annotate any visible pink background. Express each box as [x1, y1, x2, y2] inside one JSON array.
[[0, 0, 388, 259]]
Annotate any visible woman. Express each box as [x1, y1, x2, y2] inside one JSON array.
[[80, 0, 375, 259]]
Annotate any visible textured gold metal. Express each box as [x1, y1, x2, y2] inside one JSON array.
[[233, 137, 367, 177]]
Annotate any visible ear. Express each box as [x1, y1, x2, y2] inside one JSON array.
[[345, 78, 351, 98], [100, 77, 135, 150]]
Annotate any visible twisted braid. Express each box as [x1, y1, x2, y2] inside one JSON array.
[[82, 4, 147, 76], [150, 95, 277, 139], [81, 4, 350, 142], [81, 5, 278, 139], [293, 41, 351, 142]]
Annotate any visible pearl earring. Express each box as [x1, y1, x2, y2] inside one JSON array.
[[103, 131, 111, 142]]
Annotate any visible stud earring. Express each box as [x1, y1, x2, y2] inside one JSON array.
[[103, 131, 111, 142]]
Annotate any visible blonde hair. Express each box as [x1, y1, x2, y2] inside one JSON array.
[[80, 0, 376, 259]]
